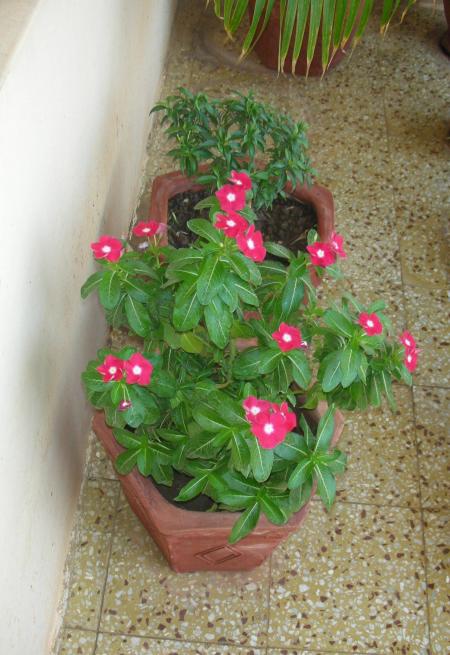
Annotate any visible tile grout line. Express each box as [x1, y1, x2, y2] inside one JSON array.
[[91, 485, 122, 655], [382, 81, 434, 653], [265, 552, 272, 652]]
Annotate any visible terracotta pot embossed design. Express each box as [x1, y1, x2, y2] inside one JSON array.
[[93, 404, 344, 573]]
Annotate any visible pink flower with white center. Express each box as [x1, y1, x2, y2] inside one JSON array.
[[243, 396, 272, 421], [358, 312, 383, 336], [124, 353, 153, 386], [133, 220, 165, 237], [229, 170, 252, 191], [271, 323, 303, 352], [236, 224, 266, 262], [399, 331, 416, 351], [404, 349, 418, 372], [215, 183, 247, 212], [96, 355, 124, 382], [306, 242, 336, 267], [118, 400, 132, 411], [330, 232, 347, 259], [215, 211, 248, 238], [250, 411, 290, 449], [278, 402, 297, 432], [90, 236, 124, 263]]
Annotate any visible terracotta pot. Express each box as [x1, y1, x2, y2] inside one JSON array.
[[248, 0, 359, 76], [441, 0, 450, 56], [148, 168, 335, 255], [93, 402, 344, 572]]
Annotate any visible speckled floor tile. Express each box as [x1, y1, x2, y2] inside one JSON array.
[[57, 629, 96, 655], [269, 503, 429, 653], [64, 530, 112, 631], [335, 385, 420, 507], [413, 386, 450, 509], [77, 479, 119, 533], [95, 634, 264, 654], [87, 431, 116, 481], [403, 285, 449, 387], [267, 651, 351, 655], [100, 502, 269, 647], [423, 509, 450, 655]]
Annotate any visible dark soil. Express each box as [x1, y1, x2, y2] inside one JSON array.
[[153, 470, 216, 512], [167, 189, 317, 252]]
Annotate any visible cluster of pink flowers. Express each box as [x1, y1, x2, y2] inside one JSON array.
[[400, 331, 418, 372], [91, 221, 165, 262], [97, 353, 153, 387], [243, 396, 297, 449], [271, 323, 307, 352], [215, 172, 266, 262], [306, 232, 346, 268]]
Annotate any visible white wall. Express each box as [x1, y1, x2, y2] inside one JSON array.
[[0, 1, 176, 653]]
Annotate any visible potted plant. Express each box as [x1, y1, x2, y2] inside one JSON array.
[[150, 88, 335, 255], [208, 0, 416, 76], [82, 173, 418, 572]]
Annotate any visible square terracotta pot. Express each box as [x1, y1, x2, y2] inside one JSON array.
[[92, 403, 344, 573]]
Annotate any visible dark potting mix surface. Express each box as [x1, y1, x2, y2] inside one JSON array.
[[153, 470, 215, 512], [167, 189, 317, 251]]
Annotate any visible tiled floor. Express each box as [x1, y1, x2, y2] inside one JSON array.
[[54, 2, 449, 654]]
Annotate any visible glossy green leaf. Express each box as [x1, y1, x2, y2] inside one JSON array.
[[187, 218, 222, 244], [99, 270, 121, 310], [229, 499, 261, 544], [249, 437, 274, 482], [125, 296, 151, 337], [288, 349, 311, 389], [314, 463, 336, 508], [81, 271, 104, 299]]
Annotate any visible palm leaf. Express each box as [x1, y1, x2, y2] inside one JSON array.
[[279, 0, 298, 72], [291, 0, 309, 73], [242, 0, 277, 55], [306, 0, 323, 76], [341, 0, 361, 48], [321, 0, 336, 74]]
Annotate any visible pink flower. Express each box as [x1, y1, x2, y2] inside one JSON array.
[[278, 402, 297, 432], [306, 242, 336, 267], [250, 411, 290, 449], [118, 400, 132, 411], [124, 353, 153, 386], [399, 331, 416, 351], [330, 232, 347, 258], [243, 396, 272, 421], [133, 220, 165, 237], [215, 211, 248, 238], [215, 184, 247, 212], [229, 170, 252, 191], [96, 355, 124, 382], [91, 236, 124, 262], [236, 224, 266, 262], [272, 323, 303, 352], [404, 349, 418, 372], [358, 312, 383, 336]]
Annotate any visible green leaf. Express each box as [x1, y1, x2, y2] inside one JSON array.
[[230, 275, 259, 306], [314, 405, 335, 453], [187, 218, 222, 244], [99, 270, 121, 310], [175, 473, 209, 501], [287, 349, 311, 389], [248, 437, 274, 482], [322, 449, 347, 475], [113, 428, 143, 449], [265, 241, 293, 260], [219, 492, 254, 509], [151, 370, 177, 398], [340, 346, 361, 388], [124, 296, 151, 337], [179, 332, 205, 354], [230, 431, 251, 474], [259, 348, 283, 374], [193, 406, 228, 433], [322, 352, 342, 392], [275, 432, 309, 461], [122, 277, 150, 302], [230, 252, 261, 285], [204, 296, 232, 348], [229, 500, 261, 544], [369, 373, 382, 407], [197, 256, 225, 304], [137, 445, 154, 476], [260, 490, 286, 525], [115, 449, 139, 475], [379, 370, 397, 411], [314, 464, 336, 509], [307, 0, 324, 72], [288, 457, 313, 489], [81, 271, 104, 298], [281, 275, 304, 317], [173, 282, 202, 331], [323, 310, 354, 338], [233, 347, 264, 379]]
